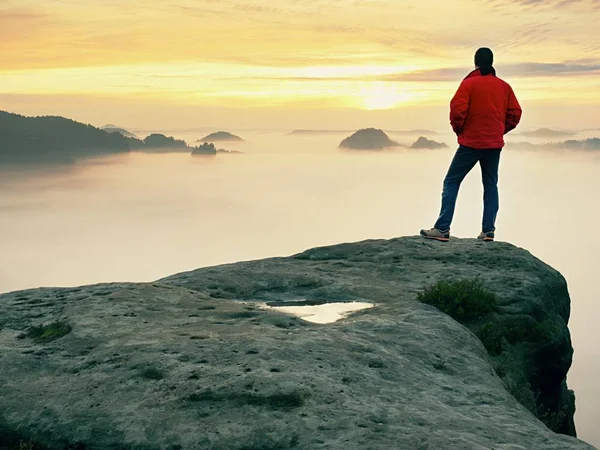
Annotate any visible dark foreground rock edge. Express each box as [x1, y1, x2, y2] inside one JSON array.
[[0, 236, 595, 450]]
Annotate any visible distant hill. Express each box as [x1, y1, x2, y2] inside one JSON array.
[[551, 138, 600, 150], [143, 134, 188, 151], [520, 128, 576, 138], [198, 131, 243, 142], [0, 111, 131, 163], [192, 143, 217, 156], [339, 128, 401, 150], [0, 111, 221, 164], [289, 129, 438, 136], [507, 138, 600, 151], [101, 125, 137, 138], [410, 137, 448, 149], [192, 143, 243, 156]]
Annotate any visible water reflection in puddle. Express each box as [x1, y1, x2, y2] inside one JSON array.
[[265, 302, 374, 324]]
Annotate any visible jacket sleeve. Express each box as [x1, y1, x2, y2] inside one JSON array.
[[449, 81, 469, 135], [505, 86, 522, 134]]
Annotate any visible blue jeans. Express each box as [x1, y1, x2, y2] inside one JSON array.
[[434, 146, 501, 233]]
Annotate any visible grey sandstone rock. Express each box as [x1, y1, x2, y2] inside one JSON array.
[[0, 237, 595, 449]]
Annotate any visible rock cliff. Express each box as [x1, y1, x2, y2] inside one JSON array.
[[0, 237, 594, 449]]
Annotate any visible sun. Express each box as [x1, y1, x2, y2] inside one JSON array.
[[359, 82, 411, 110]]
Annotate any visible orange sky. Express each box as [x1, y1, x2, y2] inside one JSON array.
[[1, 0, 600, 130]]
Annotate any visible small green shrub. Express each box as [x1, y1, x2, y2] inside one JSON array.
[[532, 318, 560, 342], [475, 321, 505, 355], [417, 278, 497, 322], [25, 321, 72, 343], [478, 315, 557, 350]]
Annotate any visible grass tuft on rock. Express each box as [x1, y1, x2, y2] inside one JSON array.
[[417, 278, 497, 322], [24, 321, 72, 343]]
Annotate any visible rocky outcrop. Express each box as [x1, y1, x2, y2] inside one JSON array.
[[100, 125, 137, 138], [410, 136, 448, 149], [339, 128, 400, 150], [198, 131, 243, 142], [0, 237, 594, 449]]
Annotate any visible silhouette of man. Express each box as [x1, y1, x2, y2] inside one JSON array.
[[421, 47, 522, 242]]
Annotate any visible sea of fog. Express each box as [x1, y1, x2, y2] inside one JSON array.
[[1, 129, 599, 446]]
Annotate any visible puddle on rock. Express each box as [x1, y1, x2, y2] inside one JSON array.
[[264, 302, 374, 324]]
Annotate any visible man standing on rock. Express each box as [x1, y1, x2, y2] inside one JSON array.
[[421, 48, 522, 242]]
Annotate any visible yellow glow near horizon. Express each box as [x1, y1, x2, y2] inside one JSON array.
[[1, 0, 600, 127], [360, 82, 413, 110]]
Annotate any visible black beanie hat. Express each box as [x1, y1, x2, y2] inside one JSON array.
[[475, 48, 495, 75]]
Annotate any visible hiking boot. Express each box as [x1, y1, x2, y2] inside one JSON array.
[[420, 228, 450, 242], [477, 231, 495, 242]]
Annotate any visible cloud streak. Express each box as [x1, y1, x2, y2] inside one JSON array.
[[380, 62, 600, 82], [486, 0, 600, 9], [1, 0, 600, 110]]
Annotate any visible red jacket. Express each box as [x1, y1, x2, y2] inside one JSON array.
[[450, 69, 522, 149]]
